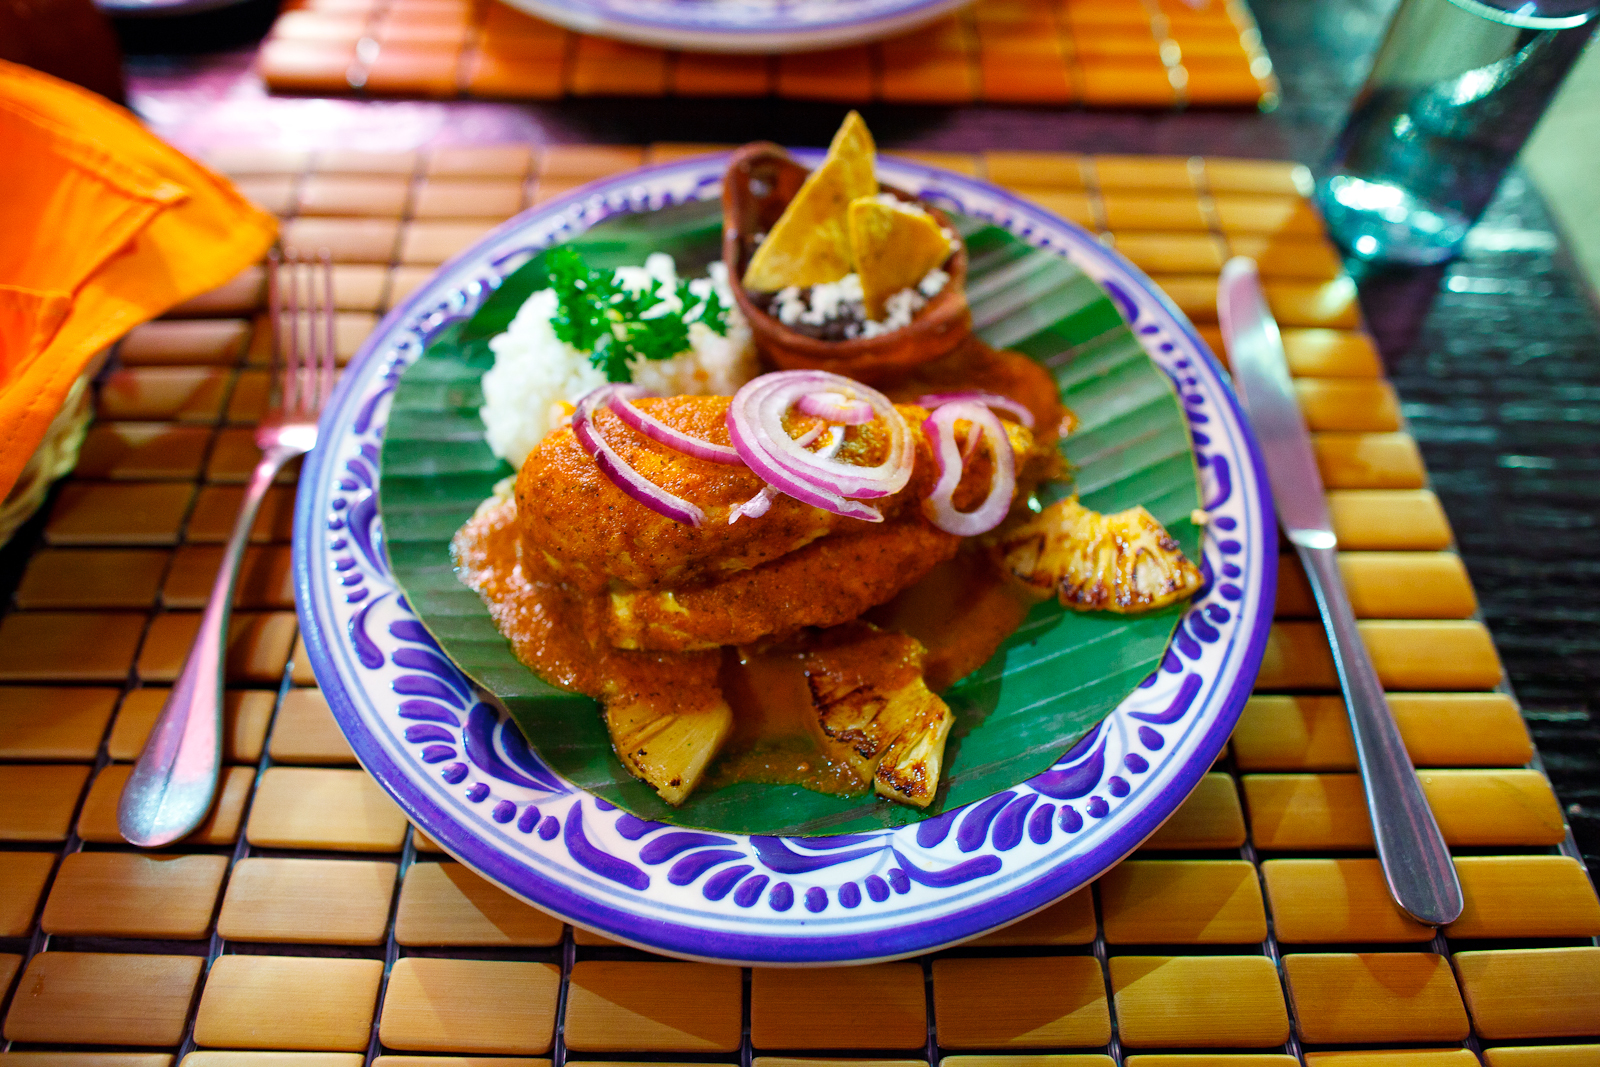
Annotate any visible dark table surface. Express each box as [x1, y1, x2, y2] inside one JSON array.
[[18, 0, 1600, 874]]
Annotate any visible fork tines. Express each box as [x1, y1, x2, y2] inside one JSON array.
[[266, 247, 337, 417]]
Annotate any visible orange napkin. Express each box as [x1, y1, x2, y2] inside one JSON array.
[[0, 59, 278, 505]]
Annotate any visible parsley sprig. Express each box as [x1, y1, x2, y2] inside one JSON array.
[[545, 246, 729, 383]]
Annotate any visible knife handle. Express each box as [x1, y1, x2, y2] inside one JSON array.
[[1296, 542, 1465, 927]]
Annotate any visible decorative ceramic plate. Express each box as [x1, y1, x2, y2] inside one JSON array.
[[294, 153, 1277, 965], [497, 0, 974, 54], [96, 0, 253, 17]]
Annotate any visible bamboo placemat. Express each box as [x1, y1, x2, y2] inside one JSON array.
[[258, 0, 1277, 107], [1, 147, 1597, 1064]]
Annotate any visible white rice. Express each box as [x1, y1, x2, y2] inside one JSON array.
[[480, 252, 757, 469]]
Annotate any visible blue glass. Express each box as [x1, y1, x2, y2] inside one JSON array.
[[1316, 0, 1598, 265]]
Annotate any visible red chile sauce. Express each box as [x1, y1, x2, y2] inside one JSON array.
[[453, 337, 1063, 798]]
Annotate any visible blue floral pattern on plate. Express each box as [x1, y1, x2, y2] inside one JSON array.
[[293, 153, 1278, 965]]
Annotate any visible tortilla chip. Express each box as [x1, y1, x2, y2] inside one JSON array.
[[827, 110, 877, 205], [742, 156, 857, 291], [742, 111, 879, 292], [848, 196, 953, 320]]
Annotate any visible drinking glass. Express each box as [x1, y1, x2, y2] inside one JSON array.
[[1316, 0, 1598, 265]]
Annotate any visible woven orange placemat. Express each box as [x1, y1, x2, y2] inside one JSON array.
[[0, 148, 1595, 1062], [259, 0, 1278, 107]]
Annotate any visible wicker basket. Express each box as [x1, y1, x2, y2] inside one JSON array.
[[0, 355, 99, 546]]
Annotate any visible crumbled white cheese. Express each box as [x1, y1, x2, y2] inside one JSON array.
[[807, 275, 864, 323], [774, 262, 952, 338], [853, 263, 950, 337], [873, 192, 929, 215], [860, 287, 925, 337], [773, 286, 804, 325], [774, 274, 868, 327]]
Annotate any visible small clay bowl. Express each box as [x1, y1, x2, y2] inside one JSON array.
[[722, 142, 972, 385]]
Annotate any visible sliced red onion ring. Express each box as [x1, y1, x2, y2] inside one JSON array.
[[917, 390, 1035, 429], [922, 400, 1016, 536], [571, 385, 705, 527], [728, 488, 775, 524], [727, 370, 911, 523], [728, 427, 843, 525], [608, 391, 744, 465], [961, 422, 982, 463], [813, 425, 845, 461], [792, 423, 825, 448], [797, 390, 874, 425]]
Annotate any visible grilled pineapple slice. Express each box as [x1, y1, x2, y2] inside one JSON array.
[[871, 693, 953, 806], [797, 624, 954, 807], [994, 496, 1202, 613], [604, 695, 733, 806]]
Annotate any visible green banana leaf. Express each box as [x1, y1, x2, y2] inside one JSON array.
[[379, 198, 1200, 835]]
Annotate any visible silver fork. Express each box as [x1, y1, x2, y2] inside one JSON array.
[[120, 248, 336, 848]]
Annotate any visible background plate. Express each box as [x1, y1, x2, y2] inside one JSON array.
[[294, 153, 1278, 964], [497, 0, 976, 53]]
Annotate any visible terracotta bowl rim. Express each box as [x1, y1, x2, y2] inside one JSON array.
[[721, 143, 972, 362]]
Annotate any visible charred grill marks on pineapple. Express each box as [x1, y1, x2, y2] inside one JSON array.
[[798, 624, 953, 808], [993, 496, 1202, 614], [875, 706, 949, 803]]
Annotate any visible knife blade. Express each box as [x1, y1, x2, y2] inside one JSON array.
[[1217, 260, 1335, 550], [1219, 257, 1464, 927]]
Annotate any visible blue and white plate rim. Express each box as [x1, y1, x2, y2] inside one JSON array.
[[293, 150, 1279, 966], [497, 0, 974, 53]]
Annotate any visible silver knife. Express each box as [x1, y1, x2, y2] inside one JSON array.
[[1219, 256, 1464, 927]]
